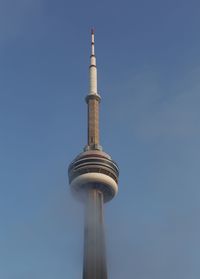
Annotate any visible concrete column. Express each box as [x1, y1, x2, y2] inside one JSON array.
[[88, 98, 100, 146]]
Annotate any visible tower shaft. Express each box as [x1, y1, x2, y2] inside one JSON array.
[[83, 188, 107, 279], [87, 98, 100, 146]]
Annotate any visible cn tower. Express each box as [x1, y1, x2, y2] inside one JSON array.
[[68, 29, 119, 279]]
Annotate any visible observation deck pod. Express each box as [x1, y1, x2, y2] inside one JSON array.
[[68, 149, 119, 202]]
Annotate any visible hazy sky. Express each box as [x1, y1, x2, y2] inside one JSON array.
[[0, 0, 200, 278]]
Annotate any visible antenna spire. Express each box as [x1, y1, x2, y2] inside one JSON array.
[[91, 28, 95, 56], [89, 28, 98, 95], [86, 29, 101, 149]]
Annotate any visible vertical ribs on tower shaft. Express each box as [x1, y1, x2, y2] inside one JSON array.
[[87, 97, 99, 146]]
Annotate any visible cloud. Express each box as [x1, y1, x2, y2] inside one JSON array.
[[103, 65, 200, 279], [107, 66, 200, 144]]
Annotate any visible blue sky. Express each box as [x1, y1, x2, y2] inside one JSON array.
[[0, 0, 200, 278]]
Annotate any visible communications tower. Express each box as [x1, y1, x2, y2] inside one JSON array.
[[68, 29, 119, 279]]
